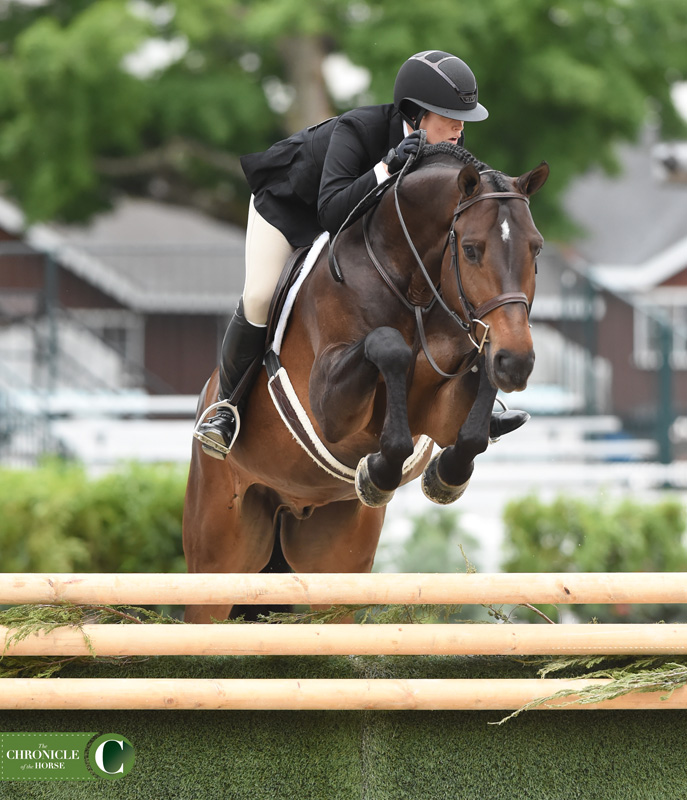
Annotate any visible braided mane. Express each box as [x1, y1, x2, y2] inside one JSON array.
[[418, 141, 511, 192]]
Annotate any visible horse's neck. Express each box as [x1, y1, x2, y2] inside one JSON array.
[[406, 268, 437, 306], [376, 199, 448, 305]]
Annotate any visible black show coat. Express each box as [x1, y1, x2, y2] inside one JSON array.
[[240, 104, 404, 247]]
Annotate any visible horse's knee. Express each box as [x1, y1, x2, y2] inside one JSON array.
[[364, 327, 412, 373]]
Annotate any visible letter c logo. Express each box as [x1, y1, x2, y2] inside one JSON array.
[[95, 739, 124, 774], [88, 734, 135, 779]]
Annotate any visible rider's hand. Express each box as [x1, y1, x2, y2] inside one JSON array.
[[382, 131, 421, 174]]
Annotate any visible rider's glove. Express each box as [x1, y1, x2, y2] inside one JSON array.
[[382, 131, 421, 173]]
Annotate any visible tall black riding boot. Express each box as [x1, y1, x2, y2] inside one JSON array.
[[489, 407, 530, 442], [489, 408, 530, 442], [193, 299, 267, 460]]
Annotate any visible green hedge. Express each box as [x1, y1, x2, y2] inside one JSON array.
[[503, 493, 687, 622], [0, 460, 187, 574]]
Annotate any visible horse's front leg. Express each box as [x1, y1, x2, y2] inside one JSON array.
[[311, 326, 414, 508], [421, 359, 497, 505], [355, 327, 415, 507]]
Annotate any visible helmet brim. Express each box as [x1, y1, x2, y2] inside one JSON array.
[[410, 98, 489, 122]]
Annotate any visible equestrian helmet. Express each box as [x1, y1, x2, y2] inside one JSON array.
[[394, 50, 488, 126]]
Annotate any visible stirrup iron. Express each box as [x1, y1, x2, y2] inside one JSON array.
[[192, 399, 241, 458]]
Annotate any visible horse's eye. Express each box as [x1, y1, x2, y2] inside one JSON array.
[[462, 244, 478, 262]]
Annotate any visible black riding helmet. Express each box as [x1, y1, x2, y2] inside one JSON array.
[[394, 50, 488, 128]]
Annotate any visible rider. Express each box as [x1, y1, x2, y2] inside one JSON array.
[[194, 50, 529, 459]]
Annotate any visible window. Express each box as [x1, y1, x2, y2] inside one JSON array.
[[634, 299, 687, 370]]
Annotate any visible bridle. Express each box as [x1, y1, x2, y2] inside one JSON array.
[[363, 162, 532, 379]]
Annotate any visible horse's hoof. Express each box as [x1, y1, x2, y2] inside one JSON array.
[[355, 455, 396, 508], [421, 450, 471, 505]]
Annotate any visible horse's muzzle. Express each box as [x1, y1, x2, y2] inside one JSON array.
[[488, 347, 535, 392]]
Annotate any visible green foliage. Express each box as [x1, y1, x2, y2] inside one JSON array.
[[376, 507, 480, 574], [346, 0, 687, 238], [0, 460, 187, 574], [0, 0, 685, 236], [502, 493, 687, 622], [0, 1, 152, 221]]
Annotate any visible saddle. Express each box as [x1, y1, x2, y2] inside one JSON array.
[[265, 245, 311, 350]]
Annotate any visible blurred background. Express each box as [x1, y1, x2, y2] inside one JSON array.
[[2, 0, 687, 620]]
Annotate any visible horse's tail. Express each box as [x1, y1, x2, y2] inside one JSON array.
[[228, 518, 293, 621]]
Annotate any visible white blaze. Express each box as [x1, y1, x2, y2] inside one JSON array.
[[501, 220, 511, 242]]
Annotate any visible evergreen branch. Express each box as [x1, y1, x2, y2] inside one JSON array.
[[0, 603, 183, 663], [0, 604, 95, 656], [0, 655, 149, 680], [495, 656, 687, 724]]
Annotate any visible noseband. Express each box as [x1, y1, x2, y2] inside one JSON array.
[[363, 165, 532, 378]]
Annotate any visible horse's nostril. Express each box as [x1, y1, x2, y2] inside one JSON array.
[[494, 349, 513, 374], [493, 349, 535, 386]]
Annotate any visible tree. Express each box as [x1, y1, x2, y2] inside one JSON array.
[[0, 0, 685, 237]]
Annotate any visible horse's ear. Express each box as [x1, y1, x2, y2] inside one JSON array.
[[457, 164, 481, 200], [516, 161, 550, 196]]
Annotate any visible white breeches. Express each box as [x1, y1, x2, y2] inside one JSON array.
[[242, 196, 295, 325]]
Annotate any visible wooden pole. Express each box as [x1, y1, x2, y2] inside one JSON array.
[[2, 572, 687, 606], [4, 623, 687, 658], [0, 677, 685, 711]]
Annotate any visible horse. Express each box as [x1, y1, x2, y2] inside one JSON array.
[[182, 142, 549, 623]]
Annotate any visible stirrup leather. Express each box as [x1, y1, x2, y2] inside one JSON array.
[[192, 399, 241, 457]]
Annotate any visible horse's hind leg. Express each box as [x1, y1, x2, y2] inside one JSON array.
[[422, 359, 496, 504], [281, 501, 385, 623], [183, 455, 278, 623], [281, 498, 386, 605]]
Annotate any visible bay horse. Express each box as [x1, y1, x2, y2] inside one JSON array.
[[183, 142, 549, 623]]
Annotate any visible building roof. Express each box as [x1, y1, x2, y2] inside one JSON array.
[[563, 126, 687, 290], [591, 235, 687, 293], [0, 196, 245, 313]]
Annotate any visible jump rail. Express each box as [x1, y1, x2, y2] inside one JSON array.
[[4, 678, 687, 712], [3, 571, 687, 606], [3, 623, 687, 658], [2, 572, 687, 712]]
